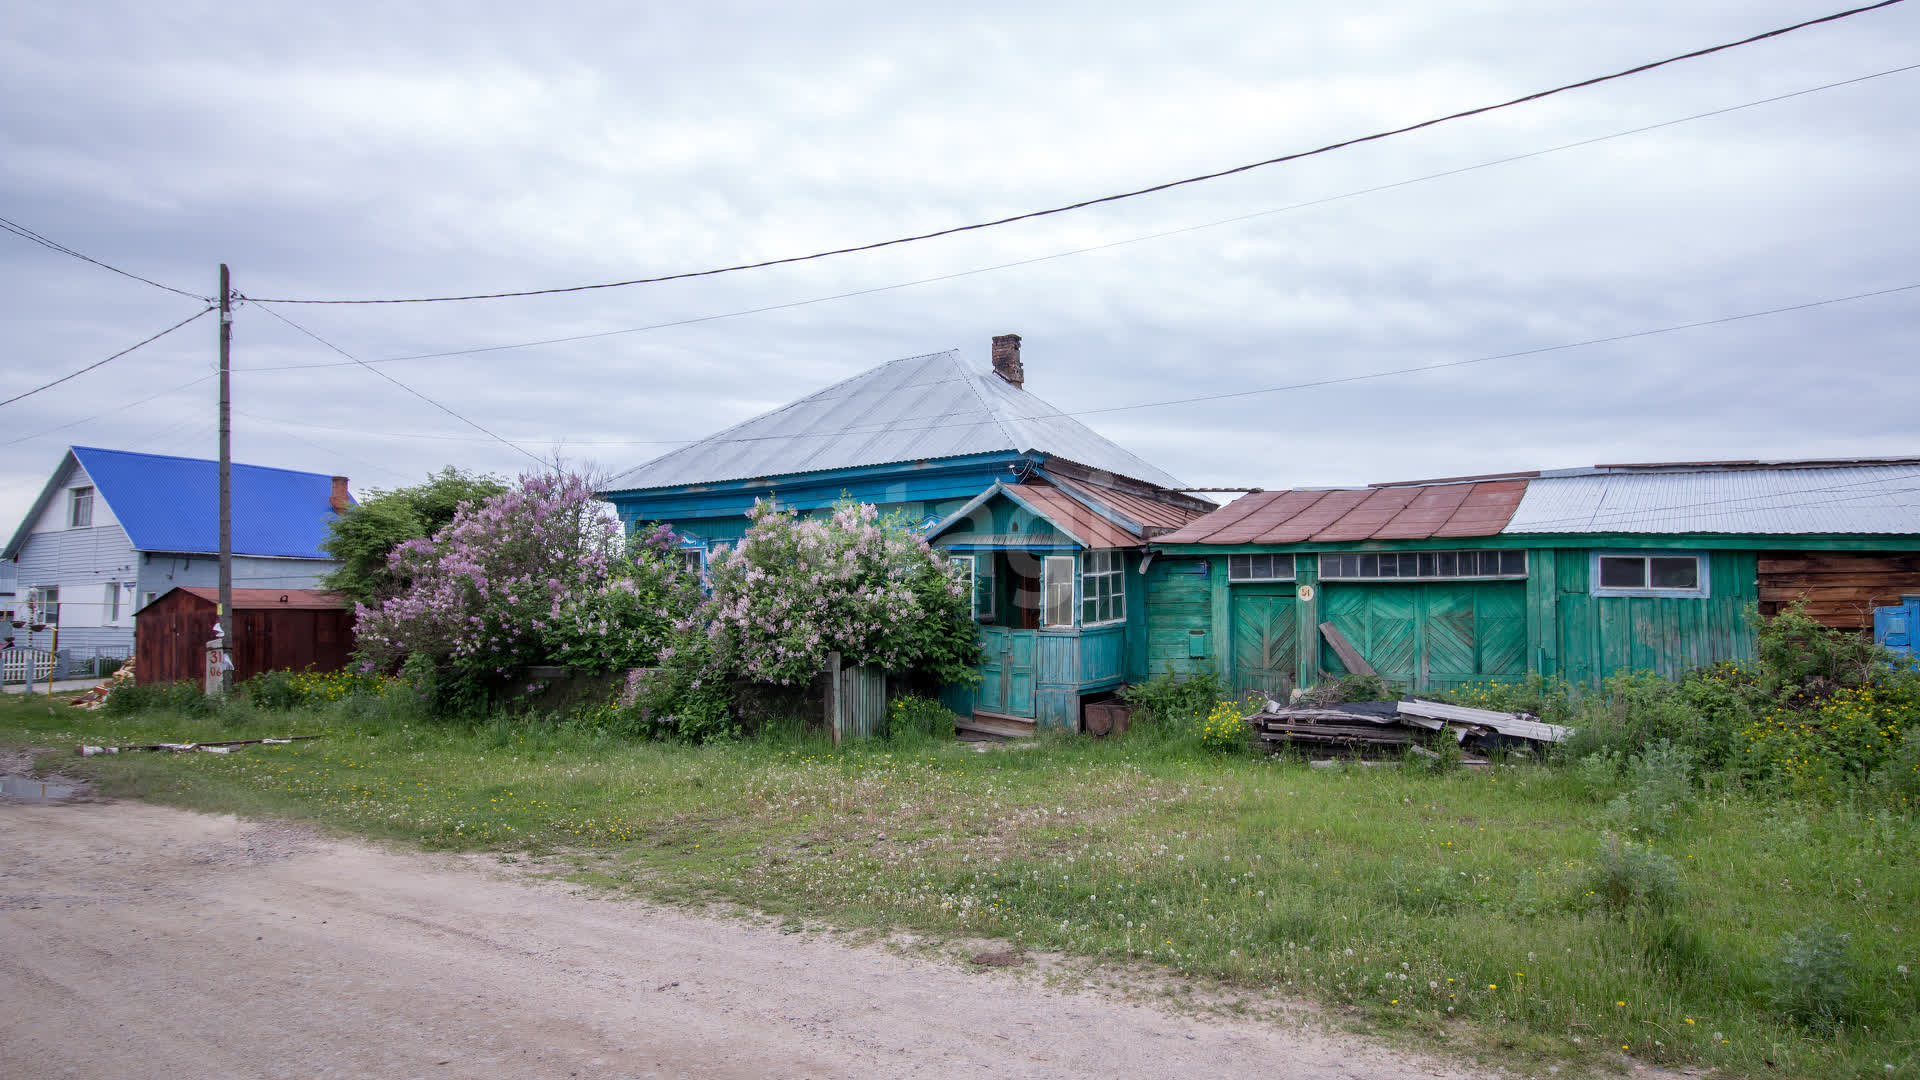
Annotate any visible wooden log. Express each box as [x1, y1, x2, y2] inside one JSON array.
[[1318, 623, 1376, 676]]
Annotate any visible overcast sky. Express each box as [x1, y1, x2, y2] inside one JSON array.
[[3, 0, 1917, 516]]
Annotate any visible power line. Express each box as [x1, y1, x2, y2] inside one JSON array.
[[233, 59, 1920, 375], [244, 301, 550, 468], [234, 409, 688, 446], [0, 307, 214, 409], [1, 374, 214, 447], [609, 279, 1920, 452], [241, 0, 1909, 307], [0, 214, 209, 300]]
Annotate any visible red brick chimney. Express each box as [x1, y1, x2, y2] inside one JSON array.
[[991, 333, 1024, 389], [329, 476, 351, 513]]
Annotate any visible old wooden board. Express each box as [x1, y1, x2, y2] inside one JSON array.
[[1395, 699, 1571, 743], [1318, 622, 1377, 676]]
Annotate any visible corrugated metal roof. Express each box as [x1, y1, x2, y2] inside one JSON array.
[[1505, 465, 1920, 534], [1158, 482, 1526, 545], [1005, 484, 1145, 549], [70, 447, 347, 558], [162, 587, 346, 610], [600, 350, 1187, 493], [1046, 474, 1211, 531]]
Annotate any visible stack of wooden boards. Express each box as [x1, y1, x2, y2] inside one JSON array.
[[1250, 697, 1572, 762], [68, 657, 136, 711]]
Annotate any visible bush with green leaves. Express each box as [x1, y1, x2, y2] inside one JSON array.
[[1581, 832, 1681, 918], [1436, 673, 1576, 723], [102, 681, 216, 717], [1122, 668, 1228, 726], [320, 466, 506, 606], [1767, 922, 1857, 1032], [887, 693, 959, 739], [1608, 738, 1695, 835]]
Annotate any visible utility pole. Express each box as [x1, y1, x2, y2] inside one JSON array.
[[217, 264, 234, 694]]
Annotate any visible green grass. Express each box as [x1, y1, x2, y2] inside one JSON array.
[[6, 694, 1918, 1078]]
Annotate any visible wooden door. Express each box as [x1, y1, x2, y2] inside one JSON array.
[[979, 626, 1007, 712], [1232, 592, 1297, 700], [1005, 630, 1037, 717]]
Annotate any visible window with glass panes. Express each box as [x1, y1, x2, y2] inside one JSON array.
[[1318, 549, 1527, 580], [1227, 553, 1294, 581], [1080, 549, 1125, 625], [69, 485, 93, 527], [1591, 552, 1707, 597], [1042, 555, 1076, 628]]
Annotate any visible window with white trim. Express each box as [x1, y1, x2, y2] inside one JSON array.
[[1228, 553, 1295, 582], [949, 555, 993, 621], [104, 582, 121, 624], [1591, 552, 1708, 597], [675, 548, 706, 578], [1080, 549, 1126, 625], [1319, 549, 1527, 580], [28, 586, 58, 624], [69, 485, 93, 528], [1042, 555, 1076, 628]]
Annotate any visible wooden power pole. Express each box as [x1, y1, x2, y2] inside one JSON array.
[[217, 264, 234, 693]]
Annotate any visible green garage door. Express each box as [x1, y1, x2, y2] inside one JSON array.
[[1231, 590, 1297, 700], [1320, 581, 1526, 692]]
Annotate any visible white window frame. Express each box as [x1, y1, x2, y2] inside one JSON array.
[[69, 485, 94, 528], [1041, 555, 1076, 628], [104, 582, 121, 624], [1227, 553, 1296, 582], [1590, 551, 1709, 599], [1080, 549, 1126, 626], [948, 555, 983, 622], [1318, 549, 1528, 581], [675, 546, 706, 579], [28, 585, 58, 625]]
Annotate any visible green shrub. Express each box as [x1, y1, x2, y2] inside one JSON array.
[[1195, 698, 1254, 753], [102, 681, 215, 717], [1437, 673, 1575, 723], [1300, 672, 1393, 706], [1767, 922, 1856, 1032], [1573, 749, 1623, 800], [1582, 833, 1681, 918], [1122, 669, 1228, 726], [887, 694, 957, 739], [1609, 739, 1694, 835]]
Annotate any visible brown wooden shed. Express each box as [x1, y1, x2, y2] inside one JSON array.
[[135, 587, 354, 686]]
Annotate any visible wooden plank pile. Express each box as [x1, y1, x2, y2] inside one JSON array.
[[68, 657, 136, 711], [1248, 697, 1572, 760]]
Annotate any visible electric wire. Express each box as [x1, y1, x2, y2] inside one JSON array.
[[244, 302, 549, 467], [241, 0, 1910, 306], [0, 307, 215, 409], [1, 374, 214, 447], [0, 214, 209, 300], [233, 59, 1920, 375]]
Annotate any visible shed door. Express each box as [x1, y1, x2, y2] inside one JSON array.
[[1231, 591, 1297, 700], [1322, 581, 1526, 691]]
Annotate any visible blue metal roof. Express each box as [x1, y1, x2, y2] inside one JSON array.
[[67, 446, 348, 558]]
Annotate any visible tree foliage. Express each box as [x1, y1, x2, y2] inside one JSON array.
[[320, 467, 507, 605]]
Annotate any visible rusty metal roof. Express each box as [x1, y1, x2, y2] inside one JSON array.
[[1047, 474, 1211, 531], [1156, 481, 1528, 545], [161, 587, 347, 611]]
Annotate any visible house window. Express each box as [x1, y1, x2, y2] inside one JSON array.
[[143, 591, 156, 609], [1081, 549, 1126, 625], [1228, 553, 1295, 582], [675, 548, 706, 578], [947, 555, 994, 621], [104, 583, 121, 624], [1319, 550, 1527, 580], [28, 586, 58, 625], [69, 486, 94, 528], [1591, 552, 1708, 598], [1042, 555, 1075, 628]]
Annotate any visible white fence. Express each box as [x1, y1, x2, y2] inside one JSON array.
[[3, 648, 55, 685]]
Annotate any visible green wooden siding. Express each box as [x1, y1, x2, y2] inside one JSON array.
[[1145, 556, 1213, 679], [1551, 548, 1757, 685], [1317, 581, 1528, 692]]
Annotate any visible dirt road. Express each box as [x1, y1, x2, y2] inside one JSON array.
[[1, 798, 1474, 1079]]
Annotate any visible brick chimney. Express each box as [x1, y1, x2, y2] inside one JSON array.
[[991, 333, 1024, 389], [329, 476, 351, 513]]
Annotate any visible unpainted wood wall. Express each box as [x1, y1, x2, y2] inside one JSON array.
[[1756, 552, 1920, 631]]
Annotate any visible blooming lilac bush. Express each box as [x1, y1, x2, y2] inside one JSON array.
[[354, 473, 694, 705], [701, 499, 979, 686]]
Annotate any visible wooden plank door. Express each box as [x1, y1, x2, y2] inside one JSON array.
[[1365, 587, 1420, 686], [1232, 592, 1297, 700], [978, 626, 1006, 712], [1421, 585, 1477, 689], [1005, 630, 1037, 717], [1474, 583, 1528, 680]]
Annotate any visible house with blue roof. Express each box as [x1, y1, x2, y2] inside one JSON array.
[[3, 446, 352, 673], [597, 335, 1215, 733]]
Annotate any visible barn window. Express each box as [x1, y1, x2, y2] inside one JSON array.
[[1591, 552, 1709, 598], [1228, 553, 1296, 582], [69, 485, 94, 527], [1081, 549, 1126, 625], [1318, 550, 1527, 580]]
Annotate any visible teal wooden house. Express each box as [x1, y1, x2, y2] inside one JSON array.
[[1151, 459, 1920, 697], [596, 335, 1212, 730]]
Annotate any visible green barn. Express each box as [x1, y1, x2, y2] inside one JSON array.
[[1149, 458, 1920, 698]]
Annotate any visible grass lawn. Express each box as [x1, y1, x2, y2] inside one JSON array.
[[4, 693, 1916, 1078]]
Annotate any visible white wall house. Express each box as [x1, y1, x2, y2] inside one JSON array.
[[3, 446, 352, 676]]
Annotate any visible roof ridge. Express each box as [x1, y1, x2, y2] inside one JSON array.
[[955, 351, 1020, 450], [72, 445, 342, 480]]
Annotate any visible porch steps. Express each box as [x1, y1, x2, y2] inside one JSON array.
[[955, 711, 1037, 739]]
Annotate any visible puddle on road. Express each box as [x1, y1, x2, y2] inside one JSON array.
[[0, 775, 82, 800]]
